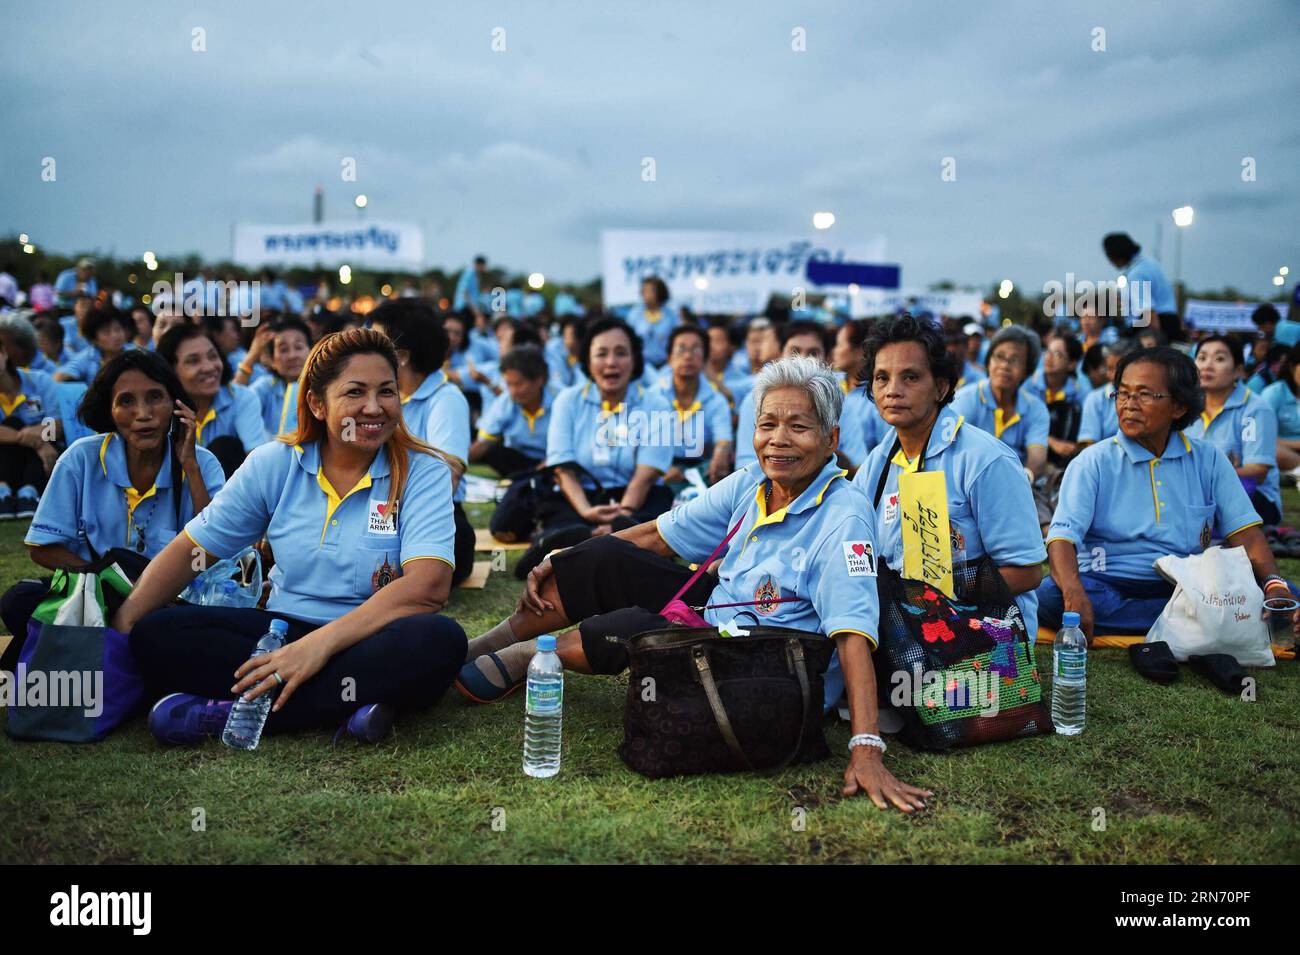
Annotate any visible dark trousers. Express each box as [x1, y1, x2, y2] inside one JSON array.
[[0, 578, 49, 672], [479, 443, 541, 478], [1251, 490, 1281, 527], [130, 605, 467, 733], [452, 501, 475, 586], [551, 535, 715, 674], [540, 483, 675, 535], [1, 415, 49, 492]]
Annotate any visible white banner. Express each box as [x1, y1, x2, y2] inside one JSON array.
[[1184, 299, 1288, 333], [233, 221, 425, 270], [601, 229, 886, 312], [850, 288, 986, 319]]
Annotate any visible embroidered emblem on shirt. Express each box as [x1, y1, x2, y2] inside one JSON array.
[[371, 555, 399, 592], [1199, 521, 1212, 551], [754, 575, 779, 615]]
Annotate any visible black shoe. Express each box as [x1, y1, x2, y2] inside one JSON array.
[[1186, 654, 1248, 694], [14, 493, 38, 519], [1129, 641, 1179, 684], [0, 496, 15, 520]]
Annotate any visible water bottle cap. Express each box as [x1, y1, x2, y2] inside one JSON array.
[[537, 634, 557, 652], [269, 619, 289, 635], [1062, 612, 1080, 628]]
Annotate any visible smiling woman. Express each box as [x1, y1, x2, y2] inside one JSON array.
[[157, 324, 268, 477], [114, 328, 467, 746], [455, 355, 932, 812]]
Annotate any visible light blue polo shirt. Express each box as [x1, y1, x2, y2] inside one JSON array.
[[453, 268, 482, 312], [401, 370, 470, 504], [958, 360, 987, 389], [734, 389, 758, 470], [197, 384, 269, 451], [1184, 383, 1280, 514], [952, 380, 1049, 465], [476, 385, 556, 461], [855, 405, 1046, 636], [54, 269, 97, 306], [1047, 430, 1262, 581], [1122, 254, 1177, 321], [56, 346, 115, 382], [249, 375, 300, 439], [625, 303, 681, 368], [1022, 368, 1081, 407], [28, 350, 69, 375], [722, 367, 754, 407], [657, 456, 879, 643], [185, 439, 455, 624], [468, 329, 499, 365], [547, 351, 585, 391], [650, 375, 734, 461], [59, 316, 88, 354], [838, 384, 885, 469], [2, 368, 60, 428], [1260, 380, 1300, 439], [1077, 384, 1118, 443], [26, 432, 225, 562], [545, 381, 674, 490]]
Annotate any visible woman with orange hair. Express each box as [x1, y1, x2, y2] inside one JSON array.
[[115, 328, 467, 745]]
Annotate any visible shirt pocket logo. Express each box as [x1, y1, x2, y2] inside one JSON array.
[[842, 541, 877, 577]]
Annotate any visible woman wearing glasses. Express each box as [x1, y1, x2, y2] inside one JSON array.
[[951, 326, 1049, 481], [1038, 346, 1292, 638]]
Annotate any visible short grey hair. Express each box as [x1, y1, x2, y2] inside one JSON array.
[[752, 355, 843, 435], [0, 311, 39, 357], [988, 325, 1041, 375]]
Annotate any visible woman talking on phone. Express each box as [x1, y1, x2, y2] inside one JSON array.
[[0, 350, 224, 673]]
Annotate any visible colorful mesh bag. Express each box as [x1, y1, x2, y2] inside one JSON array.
[[874, 557, 1053, 750]]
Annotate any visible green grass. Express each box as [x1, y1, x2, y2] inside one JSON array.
[[1, 493, 1298, 864]]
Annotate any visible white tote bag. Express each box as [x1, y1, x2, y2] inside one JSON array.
[[1146, 546, 1275, 667]]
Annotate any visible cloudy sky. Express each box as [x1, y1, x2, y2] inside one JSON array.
[[2, 0, 1296, 297]]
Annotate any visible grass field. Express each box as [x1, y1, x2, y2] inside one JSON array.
[[1, 489, 1298, 865]]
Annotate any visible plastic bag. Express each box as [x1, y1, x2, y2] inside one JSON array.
[[179, 546, 263, 608], [1147, 546, 1275, 668]]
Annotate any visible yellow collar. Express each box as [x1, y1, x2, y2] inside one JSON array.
[[521, 404, 547, 431], [0, 393, 27, 417], [316, 468, 373, 544], [993, 407, 1021, 440], [195, 407, 217, 444]]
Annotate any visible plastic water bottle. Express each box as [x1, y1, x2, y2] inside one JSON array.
[[523, 634, 563, 777], [1051, 611, 1087, 735], [206, 578, 241, 607], [222, 619, 289, 751]]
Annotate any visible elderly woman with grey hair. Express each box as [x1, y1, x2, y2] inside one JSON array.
[[457, 355, 932, 812], [0, 312, 63, 517], [951, 324, 1050, 480]]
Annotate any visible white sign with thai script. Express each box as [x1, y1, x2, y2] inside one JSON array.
[[234, 221, 424, 269], [601, 229, 886, 312]]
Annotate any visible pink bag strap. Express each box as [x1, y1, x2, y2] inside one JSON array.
[[662, 517, 746, 610]]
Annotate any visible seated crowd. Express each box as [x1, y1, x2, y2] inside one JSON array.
[[1, 253, 1297, 814]]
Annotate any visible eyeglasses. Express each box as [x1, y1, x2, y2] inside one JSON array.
[[672, 344, 705, 357], [988, 353, 1026, 369], [1112, 390, 1170, 407]]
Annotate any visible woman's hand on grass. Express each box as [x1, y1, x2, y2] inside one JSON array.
[[842, 747, 932, 812]]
